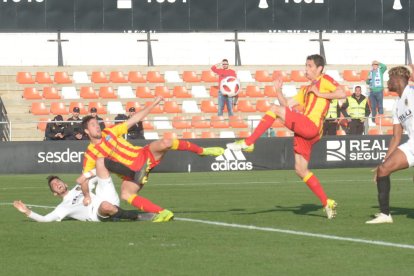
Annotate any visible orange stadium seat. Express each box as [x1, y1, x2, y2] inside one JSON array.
[[88, 102, 107, 114], [91, 71, 109, 83], [146, 71, 165, 83], [50, 102, 69, 115], [272, 119, 284, 128], [211, 115, 229, 128], [154, 86, 173, 98], [80, 86, 98, 99], [256, 99, 272, 112], [200, 100, 218, 113], [201, 71, 219, 82], [375, 116, 393, 126], [254, 70, 273, 82], [238, 130, 251, 138], [172, 116, 191, 129], [128, 71, 146, 83], [191, 116, 210, 129], [246, 85, 264, 97], [110, 71, 128, 83], [104, 117, 114, 128], [142, 119, 155, 130], [163, 132, 178, 139], [360, 70, 370, 81], [43, 87, 61, 99], [229, 115, 248, 128], [368, 128, 381, 135], [237, 100, 256, 112], [37, 118, 50, 131], [336, 129, 347, 136], [17, 72, 35, 84], [35, 72, 53, 84], [54, 71, 72, 84], [272, 70, 291, 82], [201, 131, 216, 138], [386, 129, 393, 135], [126, 101, 141, 112], [182, 131, 197, 139], [136, 86, 154, 98], [69, 102, 88, 115], [99, 86, 117, 99], [183, 71, 201, 83], [145, 101, 163, 114], [209, 86, 219, 97], [23, 87, 42, 100], [164, 101, 182, 113], [264, 86, 277, 97], [276, 130, 292, 137], [290, 70, 308, 82], [30, 102, 49, 115], [343, 70, 360, 82], [173, 86, 192, 98]]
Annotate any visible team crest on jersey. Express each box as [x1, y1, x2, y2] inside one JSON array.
[[105, 135, 111, 141]]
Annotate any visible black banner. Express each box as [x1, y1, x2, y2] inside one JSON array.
[[0, 0, 412, 32]]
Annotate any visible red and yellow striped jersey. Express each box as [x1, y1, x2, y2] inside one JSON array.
[[82, 122, 142, 173], [293, 74, 339, 131]]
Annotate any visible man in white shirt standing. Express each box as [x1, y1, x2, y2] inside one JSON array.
[[367, 65, 414, 224]]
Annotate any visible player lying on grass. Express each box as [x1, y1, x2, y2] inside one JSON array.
[[13, 175, 155, 222], [77, 96, 224, 222]]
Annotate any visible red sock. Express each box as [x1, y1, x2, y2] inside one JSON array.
[[171, 139, 203, 154], [303, 173, 328, 206], [245, 111, 276, 145], [128, 195, 164, 213]]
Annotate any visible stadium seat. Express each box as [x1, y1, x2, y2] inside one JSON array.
[[282, 85, 297, 97], [210, 115, 229, 128], [276, 130, 292, 137], [117, 86, 135, 99], [69, 102, 88, 115], [88, 102, 107, 114], [128, 71, 146, 83], [72, 71, 90, 83], [155, 86, 173, 98], [153, 116, 173, 130], [35, 72, 53, 84], [144, 101, 163, 114], [290, 70, 308, 82], [183, 71, 201, 83], [343, 70, 360, 82], [219, 131, 235, 138], [375, 116, 393, 126], [238, 131, 251, 138], [246, 85, 264, 97], [237, 100, 256, 112], [136, 86, 154, 98], [50, 102, 69, 115], [99, 86, 117, 99], [237, 70, 255, 82], [43, 87, 61, 99], [107, 101, 125, 115], [247, 115, 262, 128], [37, 118, 50, 132], [54, 71, 72, 84], [272, 70, 291, 82], [91, 71, 109, 83], [17, 72, 35, 84], [325, 70, 343, 82], [146, 71, 165, 83], [360, 70, 370, 81], [336, 129, 347, 136], [182, 131, 197, 139], [201, 131, 216, 138], [126, 101, 141, 112], [229, 115, 248, 128], [201, 71, 219, 82], [61, 87, 79, 99], [386, 128, 393, 135], [164, 101, 182, 113], [368, 128, 381, 135], [209, 86, 219, 97], [256, 99, 272, 112], [191, 116, 210, 128], [144, 132, 160, 140], [30, 102, 49, 115], [23, 87, 42, 100], [142, 119, 155, 130], [200, 100, 218, 113], [163, 132, 178, 139], [272, 119, 284, 128], [254, 70, 273, 82], [173, 86, 192, 98], [80, 86, 98, 99], [104, 117, 114, 128], [182, 100, 201, 113], [172, 116, 191, 129], [191, 86, 209, 98], [264, 85, 277, 97], [110, 71, 128, 83], [164, 71, 183, 83]]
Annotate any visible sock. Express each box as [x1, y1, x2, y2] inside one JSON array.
[[111, 207, 140, 221], [377, 175, 391, 215], [245, 111, 276, 146], [128, 195, 164, 213], [171, 139, 203, 154], [303, 172, 328, 206]]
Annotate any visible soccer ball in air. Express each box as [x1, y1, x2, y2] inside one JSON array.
[[220, 76, 241, 97]]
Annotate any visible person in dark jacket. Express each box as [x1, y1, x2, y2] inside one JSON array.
[[45, 115, 66, 141]]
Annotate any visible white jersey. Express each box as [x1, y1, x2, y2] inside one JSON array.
[[393, 85, 414, 138]]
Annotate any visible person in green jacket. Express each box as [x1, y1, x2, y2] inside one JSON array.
[[366, 60, 387, 123]]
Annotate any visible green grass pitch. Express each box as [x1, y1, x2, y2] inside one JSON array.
[[1, 168, 414, 275]]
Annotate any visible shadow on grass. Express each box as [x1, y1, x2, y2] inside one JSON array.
[[370, 206, 414, 219], [239, 204, 324, 218]]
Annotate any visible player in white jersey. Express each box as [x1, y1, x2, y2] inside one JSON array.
[[13, 175, 153, 222], [367, 65, 414, 224]]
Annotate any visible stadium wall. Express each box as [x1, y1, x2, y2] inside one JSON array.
[[0, 136, 405, 174]]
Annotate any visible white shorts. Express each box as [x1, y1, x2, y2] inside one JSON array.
[[398, 140, 414, 167], [94, 177, 120, 206], [89, 195, 105, 222]]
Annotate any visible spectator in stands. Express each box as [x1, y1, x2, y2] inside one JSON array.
[[126, 107, 145, 140], [211, 59, 237, 116], [341, 85, 370, 135], [44, 115, 66, 141], [323, 99, 341, 136], [65, 107, 86, 140], [89, 107, 105, 130], [366, 60, 387, 123]]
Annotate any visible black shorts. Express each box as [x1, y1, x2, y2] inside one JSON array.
[[104, 158, 151, 185]]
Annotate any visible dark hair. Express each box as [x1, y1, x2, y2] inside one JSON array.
[[81, 115, 96, 132], [46, 175, 60, 192], [222, 59, 229, 63], [355, 85, 362, 90], [307, 54, 325, 70]]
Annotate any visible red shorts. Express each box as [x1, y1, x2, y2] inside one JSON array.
[[130, 145, 160, 171], [284, 107, 321, 162]]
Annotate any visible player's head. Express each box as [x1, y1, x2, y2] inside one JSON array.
[[46, 175, 68, 196], [82, 115, 102, 140], [305, 54, 325, 80], [354, 85, 362, 97], [388, 66, 410, 93], [222, 59, 229, 68]]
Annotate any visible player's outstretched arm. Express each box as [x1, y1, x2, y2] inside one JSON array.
[[14, 200, 31, 216], [311, 85, 346, 100], [126, 96, 163, 129], [14, 200, 61, 222]]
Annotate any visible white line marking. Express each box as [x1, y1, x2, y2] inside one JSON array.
[[175, 217, 414, 250], [0, 203, 55, 209]]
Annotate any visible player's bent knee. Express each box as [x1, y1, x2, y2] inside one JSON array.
[[99, 201, 117, 215]]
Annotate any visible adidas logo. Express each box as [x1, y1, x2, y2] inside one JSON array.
[[211, 149, 253, 171]]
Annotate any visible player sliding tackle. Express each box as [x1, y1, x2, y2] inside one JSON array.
[[77, 96, 225, 222], [227, 54, 346, 219]]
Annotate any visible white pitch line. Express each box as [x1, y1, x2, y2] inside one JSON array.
[[175, 217, 414, 250], [0, 202, 55, 209]]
